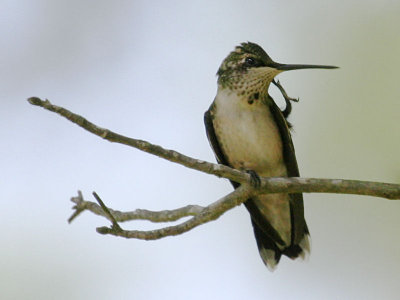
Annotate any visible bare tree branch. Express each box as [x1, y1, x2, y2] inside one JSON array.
[[27, 97, 248, 184], [28, 97, 400, 240], [95, 185, 253, 240], [69, 191, 205, 223], [27, 97, 400, 199]]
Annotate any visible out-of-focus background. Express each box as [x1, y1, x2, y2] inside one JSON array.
[[2, 1, 399, 299]]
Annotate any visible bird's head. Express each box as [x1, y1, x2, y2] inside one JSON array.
[[217, 42, 337, 98]]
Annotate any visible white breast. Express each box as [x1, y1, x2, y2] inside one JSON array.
[[213, 88, 287, 177]]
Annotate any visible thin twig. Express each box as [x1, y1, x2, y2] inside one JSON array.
[[92, 192, 122, 231], [68, 190, 86, 223], [69, 191, 205, 223], [95, 185, 254, 240]]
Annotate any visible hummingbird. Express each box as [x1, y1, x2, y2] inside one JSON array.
[[204, 42, 337, 270]]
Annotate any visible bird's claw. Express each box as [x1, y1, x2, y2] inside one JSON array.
[[273, 80, 299, 102], [246, 170, 261, 188]]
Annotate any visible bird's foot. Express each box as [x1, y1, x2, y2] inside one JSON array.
[[273, 79, 299, 103], [272, 79, 299, 119], [246, 170, 261, 188]]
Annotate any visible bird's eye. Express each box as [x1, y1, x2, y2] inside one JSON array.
[[245, 57, 256, 66]]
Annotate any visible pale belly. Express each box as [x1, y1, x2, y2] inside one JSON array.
[[212, 90, 291, 245], [213, 91, 287, 177]]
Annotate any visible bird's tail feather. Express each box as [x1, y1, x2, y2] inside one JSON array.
[[251, 220, 310, 270]]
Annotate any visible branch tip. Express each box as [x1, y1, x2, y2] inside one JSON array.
[[68, 210, 83, 224], [27, 97, 42, 105], [68, 191, 86, 223], [96, 226, 112, 235], [27, 97, 50, 106]]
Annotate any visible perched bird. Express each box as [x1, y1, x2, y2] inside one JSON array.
[[204, 42, 337, 269]]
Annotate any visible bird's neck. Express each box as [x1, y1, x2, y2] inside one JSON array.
[[216, 83, 272, 108]]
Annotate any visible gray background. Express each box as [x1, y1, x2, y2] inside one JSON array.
[[2, 1, 400, 299]]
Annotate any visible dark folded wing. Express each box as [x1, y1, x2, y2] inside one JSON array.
[[268, 97, 308, 245]]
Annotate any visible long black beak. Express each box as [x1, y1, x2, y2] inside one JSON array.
[[273, 63, 338, 71]]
